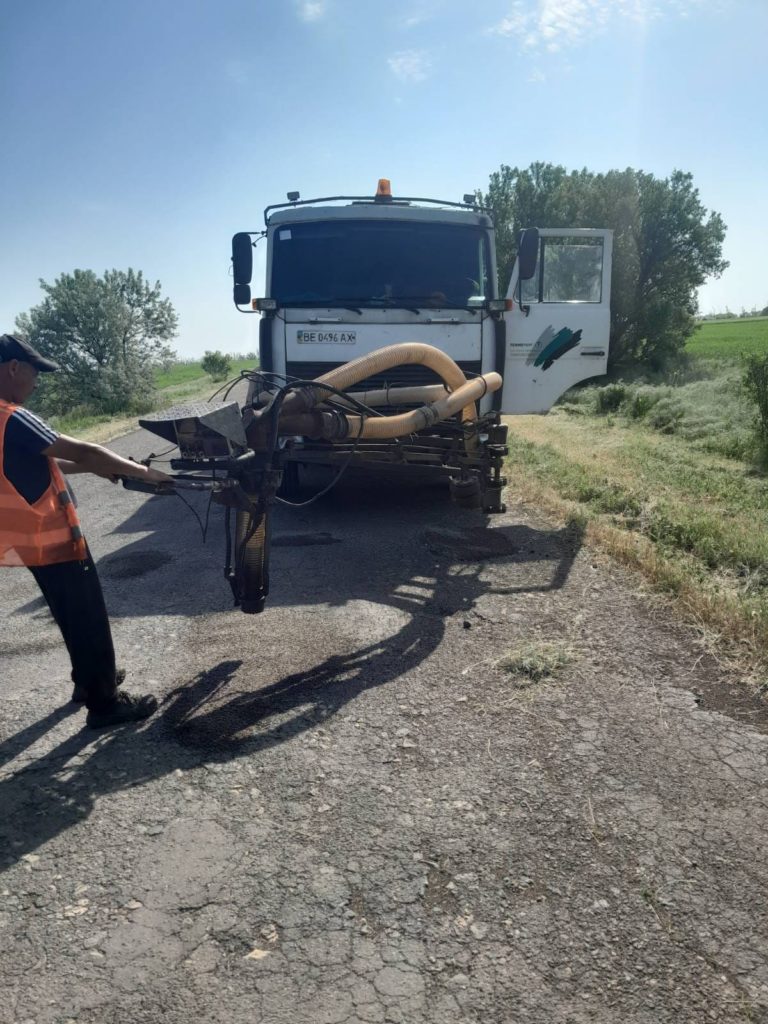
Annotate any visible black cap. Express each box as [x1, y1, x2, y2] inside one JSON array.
[[0, 334, 59, 372]]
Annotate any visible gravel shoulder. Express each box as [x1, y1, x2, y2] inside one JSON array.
[[1, 427, 767, 1024]]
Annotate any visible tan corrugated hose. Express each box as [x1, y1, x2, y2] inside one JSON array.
[[257, 342, 479, 422], [330, 383, 450, 408], [314, 342, 473, 419], [347, 372, 501, 439], [278, 372, 502, 440]]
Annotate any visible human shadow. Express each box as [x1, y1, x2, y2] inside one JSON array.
[[1, 481, 584, 865], [0, 704, 80, 770], [158, 514, 584, 756], [9, 594, 49, 617]]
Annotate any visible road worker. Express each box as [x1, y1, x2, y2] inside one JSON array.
[[0, 333, 171, 728]]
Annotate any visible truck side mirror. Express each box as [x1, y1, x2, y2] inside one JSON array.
[[517, 228, 539, 281], [233, 283, 252, 306], [232, 232, 254, 306]]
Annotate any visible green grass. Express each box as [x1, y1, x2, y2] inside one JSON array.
[[562, 371, 755, 460], [511, 320, 768, 675], [511, 418, 768, 577], [154, 357, 257, 388], [687, 317, 768, 361], [50, 410, 130, 437], [51, 358, 259, 441], [506, 412, 768, 675]]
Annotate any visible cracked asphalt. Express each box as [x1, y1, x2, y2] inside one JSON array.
[[2, 425, 768, 1024]]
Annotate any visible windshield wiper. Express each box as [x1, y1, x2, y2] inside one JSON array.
[[386, 295, 479, 315], [328, 296, 424, 314], [371, 297, 420, 314], [285, 296, 424, 315], [282, 298, 363, 315]]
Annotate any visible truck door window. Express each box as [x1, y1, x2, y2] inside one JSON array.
[[520, 235, 604, 304]]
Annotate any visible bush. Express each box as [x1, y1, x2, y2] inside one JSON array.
[[201, 350, 232, 381], [594, 383, 628, 414], [646, 396, 685, 434], [627, 386, 664, 420], [743, 354, 768, 467]]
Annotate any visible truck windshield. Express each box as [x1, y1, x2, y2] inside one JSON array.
[[270, 219, 490, 308]]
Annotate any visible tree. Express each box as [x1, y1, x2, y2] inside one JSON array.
[[479, 163, 728, 369], [201, 350, 232, 381], [16, 268, 178, 415]]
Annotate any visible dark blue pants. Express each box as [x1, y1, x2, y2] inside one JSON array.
[[28, 550, 117, 711]]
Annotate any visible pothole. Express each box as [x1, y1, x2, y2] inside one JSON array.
[[422, 527, 518, 561], [100, 550, 174, 579]]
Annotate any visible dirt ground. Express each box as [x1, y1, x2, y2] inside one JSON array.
[[2, 428, 767, 1023]]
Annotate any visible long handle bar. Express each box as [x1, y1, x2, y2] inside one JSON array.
[[120, 476, 224, 494]]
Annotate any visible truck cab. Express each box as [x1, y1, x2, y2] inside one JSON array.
[[231, 181, 612, 510], [233, 180, 612, 417]]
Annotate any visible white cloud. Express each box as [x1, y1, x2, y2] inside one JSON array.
[[387, 49, 432, 83], [489, 0, 707, 52], [399, 1, 444, 29], [298, 1, 326, 22]]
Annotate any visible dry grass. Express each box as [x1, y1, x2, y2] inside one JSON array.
[[497, 640, 573, 687], [505, 412, 768, 684]]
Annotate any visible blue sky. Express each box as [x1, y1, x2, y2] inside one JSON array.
[[1, 0, 765, 358]]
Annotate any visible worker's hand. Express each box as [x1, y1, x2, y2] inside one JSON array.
[[124, 456, 172, 485], [144, 466, 174, 485]]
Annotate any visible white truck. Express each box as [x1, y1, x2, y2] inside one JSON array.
[[129, 180, 614, 615], [231, 179, 613, 512]]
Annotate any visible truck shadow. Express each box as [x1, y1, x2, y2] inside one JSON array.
[[0, 489, 584, 865], [91, 471, 583, 616]]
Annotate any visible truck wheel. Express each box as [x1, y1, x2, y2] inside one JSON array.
[[449, 475, 482, 509], [482, 484, 506, 514]]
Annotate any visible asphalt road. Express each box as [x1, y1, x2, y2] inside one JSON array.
[[2, 424, 768, 1024]]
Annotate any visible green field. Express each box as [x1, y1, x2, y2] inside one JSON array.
[[687, 317, 768, 360], [154, 357, 257, 389], [51, 358, 259, 440]]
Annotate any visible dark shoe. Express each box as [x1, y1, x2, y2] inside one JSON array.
[[86, 692, 158, 730], [72, 667, 126, 704]]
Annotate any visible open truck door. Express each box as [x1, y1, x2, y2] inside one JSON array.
[[500, 228, 613, 414]]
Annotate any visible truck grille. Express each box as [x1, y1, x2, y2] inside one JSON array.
[[285, 360, 482, 391]]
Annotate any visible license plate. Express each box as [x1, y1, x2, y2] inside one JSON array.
[[296, 330, 357, 345]]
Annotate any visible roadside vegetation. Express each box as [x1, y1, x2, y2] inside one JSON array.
[[505, 317, 768, 680], [13, 265, 257, 439], [41, 355, 257, 441], [481, 162, 727, 370]]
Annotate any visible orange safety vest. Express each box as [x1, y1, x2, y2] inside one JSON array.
[[0, 400, 88, 567]]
